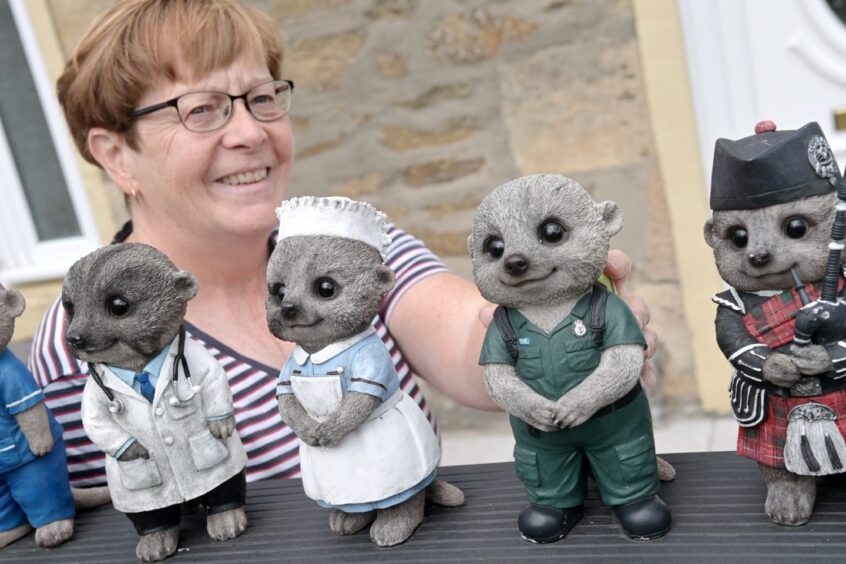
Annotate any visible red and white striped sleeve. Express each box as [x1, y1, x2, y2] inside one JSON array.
[[29, 297, 106, 486], [380, 224, 448, 323]]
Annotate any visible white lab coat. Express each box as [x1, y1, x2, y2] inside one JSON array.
[[81, 336, 247, 513]]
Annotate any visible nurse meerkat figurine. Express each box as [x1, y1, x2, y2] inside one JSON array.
[[267, 197, 464, 547]]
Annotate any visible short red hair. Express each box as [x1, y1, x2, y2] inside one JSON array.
[[57, 0, 285, 165]]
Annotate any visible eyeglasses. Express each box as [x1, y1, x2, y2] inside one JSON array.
[[131, 79, 294, 133]]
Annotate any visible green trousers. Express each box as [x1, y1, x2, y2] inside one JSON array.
[[510, 392, 659, 508]]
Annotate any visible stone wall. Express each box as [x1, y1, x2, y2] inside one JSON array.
[[47, 0, 701, 426]]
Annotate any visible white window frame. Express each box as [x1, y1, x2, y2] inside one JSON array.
[[0, 0, 98, 285]]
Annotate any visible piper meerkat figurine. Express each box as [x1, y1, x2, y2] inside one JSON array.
[[705, 121, 846, 526]]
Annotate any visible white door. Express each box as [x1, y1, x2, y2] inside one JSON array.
[[679, 0, 846, 188]]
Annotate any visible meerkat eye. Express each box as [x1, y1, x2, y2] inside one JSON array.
[[270, 283, 286, 301], [483, 237, 505, 259], [784, 217, 808, 239], [314, 277, 337, 299], [107, 296, 130, 317], [539, 220, 566, 244], [62, 300, 75, 320], [726, 226, 748, 249]]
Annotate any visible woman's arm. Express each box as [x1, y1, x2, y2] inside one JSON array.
[[387, 250, 657, 409]]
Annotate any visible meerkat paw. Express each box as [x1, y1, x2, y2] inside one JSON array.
[[761, 465, 816, 526], [0, 523, 32, 548], [657, 456, 676, 482], [207, 507, 247, 541], [370, 491, 425, 547], [425, 479, 465, 506], [135, 527, 179, 562], [34, 518, 74, 548], [329, 509, 375, 535]]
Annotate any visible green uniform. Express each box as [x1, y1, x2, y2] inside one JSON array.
[[479, 292, 658, 508]]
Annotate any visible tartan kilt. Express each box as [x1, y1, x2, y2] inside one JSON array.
[[737, 388, 846, 467]]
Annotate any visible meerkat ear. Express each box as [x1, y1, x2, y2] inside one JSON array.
[[1, 287, 26, 319], [375, 264, 396, 295], [172, 271, 198, 301], [703, 217, 717, 249], [598, 201, 624, 237]]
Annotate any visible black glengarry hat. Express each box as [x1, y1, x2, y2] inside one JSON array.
[[710, 121, 841, 210]]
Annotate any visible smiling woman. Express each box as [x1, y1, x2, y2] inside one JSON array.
[[29, 0, 658, 506]]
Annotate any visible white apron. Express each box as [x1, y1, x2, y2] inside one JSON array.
[[292, 374, 440, 506]]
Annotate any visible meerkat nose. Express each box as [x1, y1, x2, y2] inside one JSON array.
[[66, 333, 87, 349], [747, 252, 771, 267], [504, 254, 530, 276], [280, 303, 299, 319]]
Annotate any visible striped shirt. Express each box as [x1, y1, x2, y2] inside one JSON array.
[[29, 224, 446, 486]]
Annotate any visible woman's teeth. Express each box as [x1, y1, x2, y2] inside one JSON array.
[[221, 167, 268, 185]]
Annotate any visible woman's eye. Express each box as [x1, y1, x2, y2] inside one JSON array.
[[539, 220, 566, 244], [727, 226, 748, 249], [784, 218, 808, 239], [187, 104, 214, 116], [314, 278, 337, 299], [108, 297, 130, 317], [483, 237, 505, 259]]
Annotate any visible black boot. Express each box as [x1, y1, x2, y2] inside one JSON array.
[[613, 495, 671, 540], [517, 504, 583, 544]]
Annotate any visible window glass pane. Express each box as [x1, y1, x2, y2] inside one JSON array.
[[0, 1, 80, 240]]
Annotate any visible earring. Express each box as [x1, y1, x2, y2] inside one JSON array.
[[130, 187, 139, 198]]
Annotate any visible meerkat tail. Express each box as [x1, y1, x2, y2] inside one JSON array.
[[71, 485, 111, 509]]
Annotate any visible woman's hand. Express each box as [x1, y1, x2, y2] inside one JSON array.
[[605, 249, 658, 393]]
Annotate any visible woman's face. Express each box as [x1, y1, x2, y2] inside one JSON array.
[[125, 52, 294, 242]]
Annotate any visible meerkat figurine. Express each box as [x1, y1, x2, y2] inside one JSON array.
[[63, 244, 248, 561], [469, 174, 671, 543], [267, 197, 464, 547], [0, 284, 74, 549]]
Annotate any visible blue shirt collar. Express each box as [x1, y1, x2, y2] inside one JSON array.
[[108, 345, 170, 388]]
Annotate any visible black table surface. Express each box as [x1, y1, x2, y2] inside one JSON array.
[[6, 451, 846, 563]]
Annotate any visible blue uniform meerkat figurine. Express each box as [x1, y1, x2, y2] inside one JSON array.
[[63, 244, 248, 562], [469, 174, 671, 543], [705, 121, 846, 526], [0, 284, 74, 549], [267, 197, 464, 547]]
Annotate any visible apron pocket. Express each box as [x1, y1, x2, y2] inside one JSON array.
[[514, 445, 541, 487], [189, 430, 229, 471], [118, 457, 163, 490], [615, 434, 655, 483]]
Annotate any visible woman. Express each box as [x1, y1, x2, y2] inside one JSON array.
[[30, 0, 658, 488]]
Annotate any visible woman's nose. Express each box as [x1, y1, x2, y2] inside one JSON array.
[[221, 100, 267, 147]]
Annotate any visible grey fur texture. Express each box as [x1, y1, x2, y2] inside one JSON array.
[[705, 194, 838, 526], [267, 233, 464, 546], [62, 244, 197, 372], [62, 244, 243, 558], [469, 174, 642, 425], [469, 175, 623, 309], [704, 193, 835, 293], [0, 284, 75, 548]]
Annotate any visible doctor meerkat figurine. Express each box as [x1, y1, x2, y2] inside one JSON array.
[[64, 244, 248, 561], [267, 197, 464, 547]]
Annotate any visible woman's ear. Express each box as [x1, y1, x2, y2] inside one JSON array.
[[87, 127, 138, 197]]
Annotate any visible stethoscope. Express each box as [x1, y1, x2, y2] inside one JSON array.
[[89, 325, 200, 414]]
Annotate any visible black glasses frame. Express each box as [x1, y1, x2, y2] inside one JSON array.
[[131, 79, 294, 132]]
